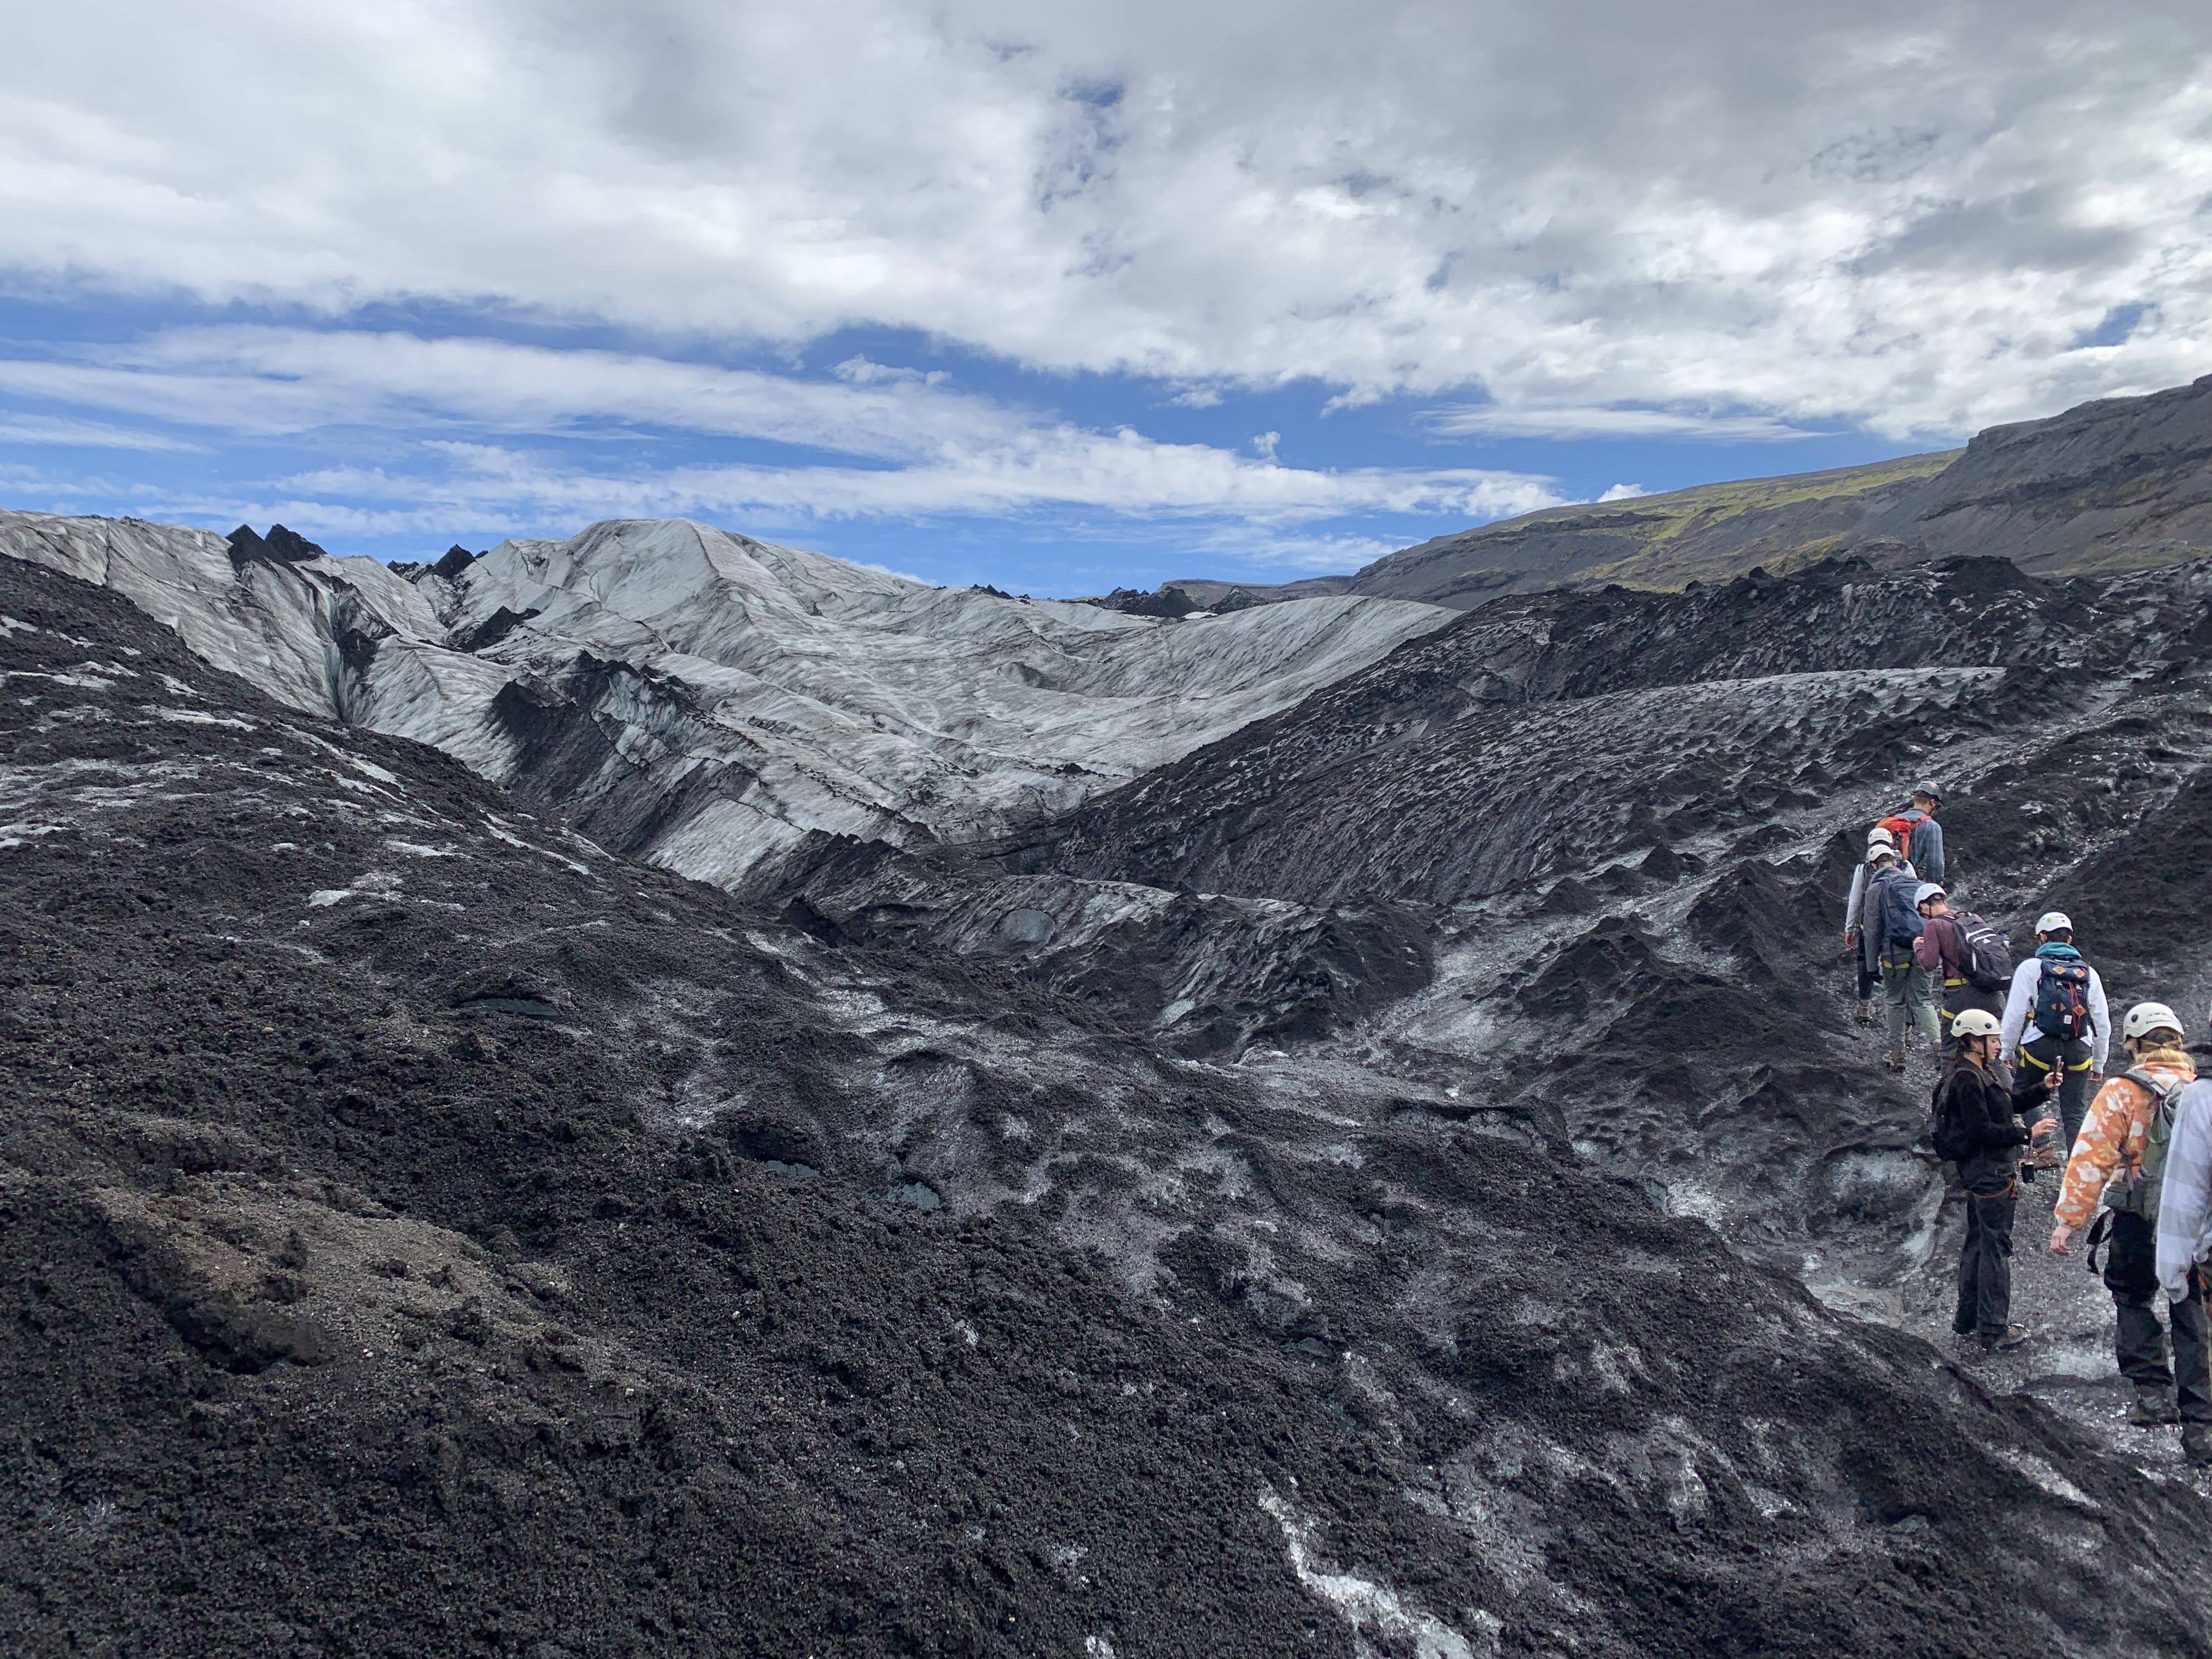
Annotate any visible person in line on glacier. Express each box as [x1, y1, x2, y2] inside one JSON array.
[[1910, 883, 2011, 1060], [2050, 1002, 2208, 1435], [1843, 828, 1908, 1026], [1999, 912, 2109, 1153], [1874, 785, 1945, 887], [1934, 1008, 2045, 1352], [1869, 846, 1938, 1071], [2151, 1070, 2212, 1464]]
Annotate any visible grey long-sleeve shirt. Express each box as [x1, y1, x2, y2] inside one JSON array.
[[1843, 861, 1910, 971], [2155, 1079, 2212, 1299], [1904, 814, 1944, 886]]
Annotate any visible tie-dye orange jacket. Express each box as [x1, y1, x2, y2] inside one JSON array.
[[2054, 1049, 2198, 1230]]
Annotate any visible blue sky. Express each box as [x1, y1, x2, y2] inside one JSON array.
[[3, 1, 2206, 595]]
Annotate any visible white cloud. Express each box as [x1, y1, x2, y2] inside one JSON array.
[[0, 412, 206, 452], [1424, 406, 1820, 443], [265, 433, 1560, 526], [0, 328, 1021, 458], [0, 1, 2205, 440], [0, 325, 1562, 532], [1597, 482, 1648, 501]]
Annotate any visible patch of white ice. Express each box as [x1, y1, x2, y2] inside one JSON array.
[[1259, 1483, 1483, 1659]]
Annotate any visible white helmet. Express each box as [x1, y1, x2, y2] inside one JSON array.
[[1867, 826, 1895, 847], [1865, 845, 1895, 865], [2123, 1002, 2185, 1043], [1950, 1008, 2002, 1041], [2035, 911, 2073, 936], [1914, 882, 1946, 907]]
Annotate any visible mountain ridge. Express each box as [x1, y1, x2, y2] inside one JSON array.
[[1089, 371, 2212, 613]]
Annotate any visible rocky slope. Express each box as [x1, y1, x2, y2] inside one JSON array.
[[998, 554, 2212, 1284], [1105, 371, 2212, 612], [0, 512, 1450, 890], [10, 529, 2212, 1656], [1363, 374, 2212, 605]]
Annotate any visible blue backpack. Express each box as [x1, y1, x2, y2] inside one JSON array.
[[2034, 959, 2093, 1043], [1873, 868, 1925, 957]]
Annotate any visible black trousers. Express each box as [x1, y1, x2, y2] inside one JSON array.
[[2014, 1035, 2094, 1153], [2104, 1212, 2212, 1424], [1954, 1187, 2016, 1341]]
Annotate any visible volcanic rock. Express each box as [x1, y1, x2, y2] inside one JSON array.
[[8, 537, 2212, 1654]]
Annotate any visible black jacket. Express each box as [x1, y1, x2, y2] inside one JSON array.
[[1939, 1060, 2029, 1193]]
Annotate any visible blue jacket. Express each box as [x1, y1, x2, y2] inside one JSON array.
[[1870, 865, 1926, 961], [1897, 809, 1944, 885]]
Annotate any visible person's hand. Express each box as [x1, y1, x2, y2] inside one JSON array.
[[2029, 1118, 2057, 1139], [1845, 928, 1859, 949], [2050, 1223, 2074, 1257], [2044, 1070, 2063, 1093]]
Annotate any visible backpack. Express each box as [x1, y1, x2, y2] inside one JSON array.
[[2033, 959, 2093, 1043], [1952, 912, 2013, 991], [2103, 1069, 2188, 1223], [1876, 812, 1921, 856], [1931, 1071, 1985, 1163], [1872, 868, 1925, 956]]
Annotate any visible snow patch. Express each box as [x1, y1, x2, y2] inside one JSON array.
[[382, 839, 463, 859], [1259, 1483, 1485, 1659], [1993, 1447, 2101, 1511], [157, 707, 257, 730]]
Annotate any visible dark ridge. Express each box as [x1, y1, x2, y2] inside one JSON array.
[[454, 604, 540, 652], [225, 522, 330, 571]]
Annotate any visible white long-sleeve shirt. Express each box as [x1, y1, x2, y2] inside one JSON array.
[[1997, 953, 2110, 1072], [2155, 1080, 2212, 1300]]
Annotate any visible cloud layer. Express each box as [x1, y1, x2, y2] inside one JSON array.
[[2, 0, 2208, 577]]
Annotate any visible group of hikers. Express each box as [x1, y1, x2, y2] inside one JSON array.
[[1842, 786, 2212, 1465]]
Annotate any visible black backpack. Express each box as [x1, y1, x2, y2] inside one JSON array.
[[1953, 912, 2013, 991], [2034, 959, 2093, 1043]]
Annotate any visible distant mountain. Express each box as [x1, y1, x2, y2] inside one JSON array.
[[0, 513, 1449, 893], [1352, 449, 1962, 606], [1105, 371, 2212, 611]]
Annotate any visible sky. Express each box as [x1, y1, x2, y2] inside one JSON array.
[[2, 1, 2209, 595]]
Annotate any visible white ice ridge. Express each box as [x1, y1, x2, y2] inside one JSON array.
[[0, 512, 1453, 887]]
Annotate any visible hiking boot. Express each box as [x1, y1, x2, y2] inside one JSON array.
[[1977, 1324, 2030, 1352], [2183, 1425, 2212, 1466], [1855, 1003, 1878, 1028], [2128, 1384, 2181, 1426], [1884, 1049, 1908, 1073]]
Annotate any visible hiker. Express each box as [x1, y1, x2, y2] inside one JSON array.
[[2153, 1074, 2212, 1464], [2050, 1003, 2208, 1443], [1843, 829, 1909, 1026], [1910, 882, 2011, 1057], [1999, 911, 2110, 1152], [1869, 846, 1937, 1070], [1936, 1008, 2046, 1351], [1875, 785, 1945, 887]]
